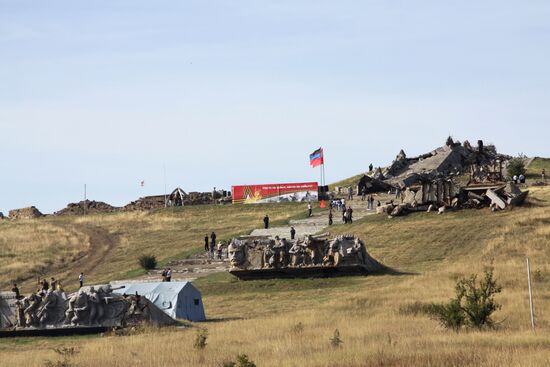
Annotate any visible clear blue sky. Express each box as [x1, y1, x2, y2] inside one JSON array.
[[1, 0, 549, 214]]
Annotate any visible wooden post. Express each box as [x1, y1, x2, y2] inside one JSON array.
[[527, 257, 535, 331]]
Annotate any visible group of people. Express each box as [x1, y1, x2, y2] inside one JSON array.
[[363, 193, 377, 209], [204, 232, 225, 259], [12, 273, 86, 301], [513, 174, 526, 184], [160, 268, 172, 282]]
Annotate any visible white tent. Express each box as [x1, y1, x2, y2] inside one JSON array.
[[113, 281, 206, 322]]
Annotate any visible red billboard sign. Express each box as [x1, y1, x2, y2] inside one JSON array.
[[232, 182, 318, 204]]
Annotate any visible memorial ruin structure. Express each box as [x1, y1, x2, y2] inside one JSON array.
[[228, 234, 385, 280]]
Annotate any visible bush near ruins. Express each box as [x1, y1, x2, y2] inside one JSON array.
[[428, 269, 502, 330], [507, 158, 526, 178], [138, 255, 157, 270]]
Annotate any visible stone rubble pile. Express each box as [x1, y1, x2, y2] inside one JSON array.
[[8, 206, 43, 220], [54, 200, 118, 216]]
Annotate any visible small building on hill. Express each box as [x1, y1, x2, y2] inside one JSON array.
[[113, 281, 206, 322]]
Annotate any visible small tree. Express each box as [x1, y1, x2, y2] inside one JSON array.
[[138, 255, 157, 270], [507, 158, 526, 178], [429, 269, 501, 330], [330, 329, 343, 348], [194, 328, 208, 349]]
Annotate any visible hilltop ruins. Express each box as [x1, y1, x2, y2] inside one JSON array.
[[362, 137, 529, 216]]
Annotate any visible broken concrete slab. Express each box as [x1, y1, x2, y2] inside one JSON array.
[[486, 189, 506, 210]]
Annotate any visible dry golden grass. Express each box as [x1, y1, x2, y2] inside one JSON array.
[[0, 203, 309, 292], [0, 221, 88, 287], [2, 188, 550, 366]]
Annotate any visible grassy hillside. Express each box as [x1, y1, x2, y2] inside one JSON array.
[[0, 203, 309, 292], [2, 188, 550, 366], [329, 173, 365, 191], [526, 157, 550, 179]]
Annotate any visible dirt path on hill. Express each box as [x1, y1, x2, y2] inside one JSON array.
[[250, 196, 380, 239], [52, 223, 119, 284]]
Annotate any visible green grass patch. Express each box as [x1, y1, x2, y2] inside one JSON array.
[[526, 157, 550, 179]]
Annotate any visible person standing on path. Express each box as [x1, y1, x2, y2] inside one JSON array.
[[50, 277, 58, 291], [204, 235, 209, 253], [348, 187, 353, 200], [165, 268, 172, 282], [263, 214, 270, 229], [342, 208, 347, 223], [361, 187, 367, 201], [290, 227, 296, 240], [210, 232, 217, 258], [347, 207, 353, 224], [11, 283, 20, 299], [79, 272, 84, 288], [217, 241, 223, 259], [328, 210, 333, 226], [307, 202, 312, 217]]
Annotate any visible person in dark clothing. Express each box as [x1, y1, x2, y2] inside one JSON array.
[[290, 227, 296, 240], [39, 278, 49, 292], [369, 163, 373, 172], [204, 235, 209, 252], [347, 207, 353, 224], [11, 283, 20, 299], [263, 214, 269, 229], [210, 232, 217, 258], [328, 210, 333, 225]]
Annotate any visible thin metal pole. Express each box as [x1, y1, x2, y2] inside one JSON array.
[[527, 257, 535, 331], [164, 165, 167, 208]]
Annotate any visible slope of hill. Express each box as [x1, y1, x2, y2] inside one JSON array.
[[2, 186, 550, 366], [526, 157, 550, 179], [0, 203, 309, 291]]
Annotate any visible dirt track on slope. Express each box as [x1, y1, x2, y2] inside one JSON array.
[[50, 222, 119, 288]]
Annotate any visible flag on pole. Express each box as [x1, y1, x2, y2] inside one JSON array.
[[309, 148, 324, 168]]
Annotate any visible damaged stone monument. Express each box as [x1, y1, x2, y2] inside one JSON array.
[[228, 234, 385, 280], [0, 284, 175, 337]]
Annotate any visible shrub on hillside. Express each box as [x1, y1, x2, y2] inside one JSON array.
[[44, 347, 79, 367], [507, 158, 526, 178], [428, 269, 502, 330], [222, 354, 256, 367], [330, 329, 343, 348], [138, 255, 157, 270], [194, 328, 208, 349]]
